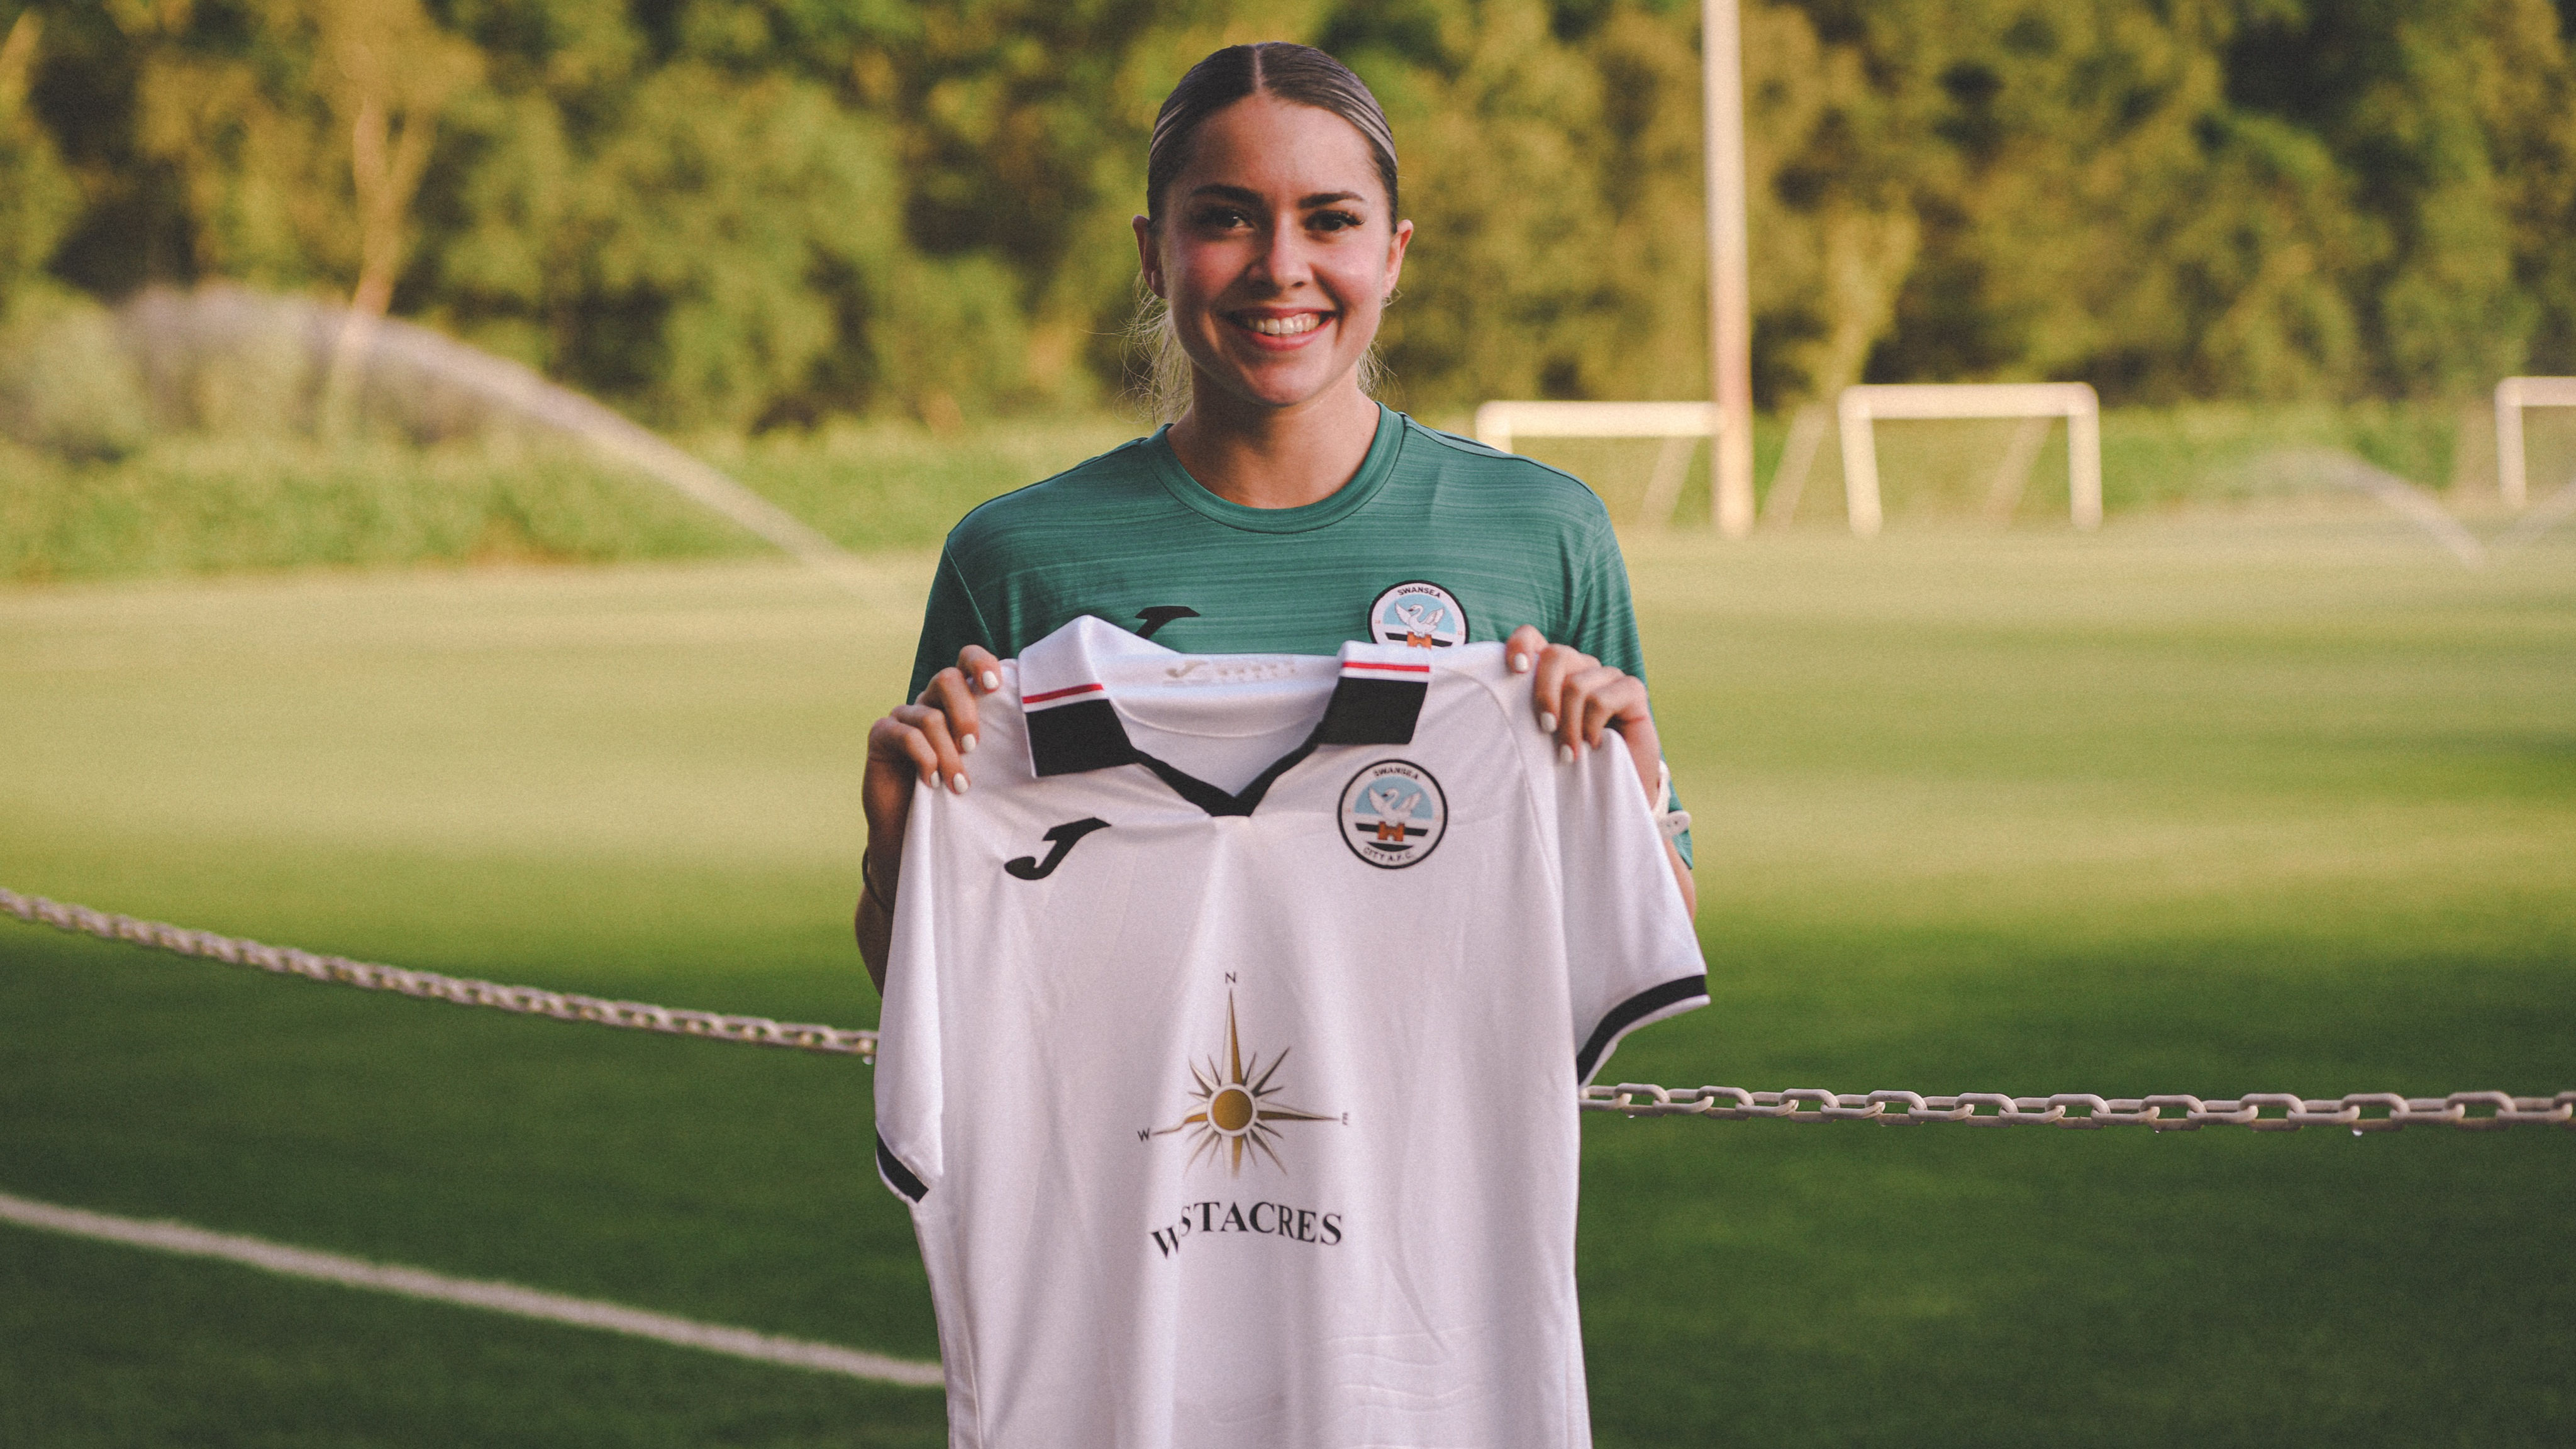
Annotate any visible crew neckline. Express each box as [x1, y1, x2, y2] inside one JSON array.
[[1143, 404, 1405, 534]]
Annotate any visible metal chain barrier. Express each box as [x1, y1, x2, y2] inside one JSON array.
[[10, 887, 2570, 1131], [1580, 1083, 2573, 1133], [1, 888, 877, 1060]]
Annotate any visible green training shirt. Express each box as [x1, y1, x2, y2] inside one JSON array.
[[906, 404, 1690, 861]]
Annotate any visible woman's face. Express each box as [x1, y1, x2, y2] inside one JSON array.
[[1136, 94, 1411, 416]]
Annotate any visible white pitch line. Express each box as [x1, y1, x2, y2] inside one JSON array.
[[0, 1189, 945, 1389]]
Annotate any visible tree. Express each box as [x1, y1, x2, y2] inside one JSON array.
[[0, 8, 81, 311], [309, 0, 480, 426]]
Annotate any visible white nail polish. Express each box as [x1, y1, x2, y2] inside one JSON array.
[[1537, 712, 1557, 734], [960, 733, 978, 755], [1511, 654, 1531, 675], [1557, 743, 1575, 765], [980, 670, 1001, 691], [930, 770, 942, 791], [951, 774, 970, 796]]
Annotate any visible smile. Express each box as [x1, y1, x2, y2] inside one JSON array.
[[1235, 313, 1326, 337]]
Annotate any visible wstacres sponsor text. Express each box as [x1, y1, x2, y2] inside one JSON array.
[[1150, 1201, 1341, 1258]]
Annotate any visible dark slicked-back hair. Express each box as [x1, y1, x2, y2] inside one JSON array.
[[1144, 43, 1400, 225]]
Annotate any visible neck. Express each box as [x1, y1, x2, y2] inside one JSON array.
[[1165, 379, 1382, 510]]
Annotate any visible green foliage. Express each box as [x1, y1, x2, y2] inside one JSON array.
[[0, 433, 758, 581], [0, 9, 78, 309], [10, 0, 2576, 425]]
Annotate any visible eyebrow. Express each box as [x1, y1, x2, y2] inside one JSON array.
[[1187, 184, 1368, 209]]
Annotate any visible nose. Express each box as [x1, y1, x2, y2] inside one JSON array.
[[1248, 214, 1312, 292]]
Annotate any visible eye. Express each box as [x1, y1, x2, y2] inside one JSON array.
[[1311, 209, 1364, 232], [1192, 204, 1253, 230]]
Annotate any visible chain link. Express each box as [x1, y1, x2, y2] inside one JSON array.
[[10, 887, 2570, 1131], [1, 888, 877, 1061], [1578, 1083, 2575, 1132]]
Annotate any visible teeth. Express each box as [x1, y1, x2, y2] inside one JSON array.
[[1244, 314, 1323, 336]]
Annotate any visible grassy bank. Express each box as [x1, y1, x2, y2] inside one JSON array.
[[6, 402, 2572, 584], [0, 417, 1144, 584], [0, 435, 760, 582]]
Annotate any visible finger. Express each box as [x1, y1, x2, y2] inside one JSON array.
[[1530, 645, 1604, 758], [891, 702, 970, 795], [1504, 625, 1547, 677], [1526, 643, 1570, 736], [925, 667, 984, 756], [1572, 669, 1643, 748], [957, 645, 1002, 696], [867, 713, 939, 786]]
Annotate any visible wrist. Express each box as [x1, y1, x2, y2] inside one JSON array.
[[1652, 759, 1692, 842], [861, 845, 900, 904]]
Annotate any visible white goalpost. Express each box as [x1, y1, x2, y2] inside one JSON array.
[[2494, 375, 2576, 511], [1837, 382, 2104, 536], [1472, 401, 1722, 528]]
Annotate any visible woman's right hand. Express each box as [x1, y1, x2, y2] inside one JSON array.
[[863, 643, 1003, 867], [858, 643, 1001, 993]]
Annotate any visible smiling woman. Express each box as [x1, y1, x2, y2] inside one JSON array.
[[841, 40, 1703, 1449]]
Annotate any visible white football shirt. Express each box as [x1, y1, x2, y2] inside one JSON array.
[[874, 614, 1706, 1449]]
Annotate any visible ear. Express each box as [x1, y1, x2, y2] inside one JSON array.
[[1382, 218, 1414, 299], [1133, 214, 1165, 299]]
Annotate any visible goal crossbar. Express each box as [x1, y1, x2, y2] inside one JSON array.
[[1838, 382, 2102, 536], [2494, 376, 2576, 510], [1472, 401, 1721, 452], [1472, 402, 1723, 528]]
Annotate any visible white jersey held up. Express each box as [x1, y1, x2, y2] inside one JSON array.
[[874, 615, 1706, 1449]]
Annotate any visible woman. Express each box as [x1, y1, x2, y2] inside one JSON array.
[[857, 42, 1692, 989]]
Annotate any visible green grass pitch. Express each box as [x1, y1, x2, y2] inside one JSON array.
[[2, 513, 2570, 1446]]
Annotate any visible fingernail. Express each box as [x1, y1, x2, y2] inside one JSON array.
[[950, 774, 970, 796], [1510, 653, 1531, 674], [1557, 743, 1575, 766], [1537, 712, 1557, 734], [980, 670, 1000, 691], [960, 733, 978, 755], [930, 770, 942, 790]]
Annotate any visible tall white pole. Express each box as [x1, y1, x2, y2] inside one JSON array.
[[1703, 0, 1756, 537]]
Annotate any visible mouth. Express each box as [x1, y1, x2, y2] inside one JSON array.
[[1229, 310, 1330, 341]]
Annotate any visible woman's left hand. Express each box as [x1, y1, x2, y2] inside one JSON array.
[[1506, 625, 1660, 801], [1505, 625, 1696, 916]]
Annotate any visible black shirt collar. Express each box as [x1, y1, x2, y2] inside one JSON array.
[[1016, 616, 1432, 814]]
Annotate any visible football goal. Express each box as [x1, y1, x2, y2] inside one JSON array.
[[1472, 401, 1721, 528], [1838, 382, 2103, 536], [2494, 376, 2576, 510]]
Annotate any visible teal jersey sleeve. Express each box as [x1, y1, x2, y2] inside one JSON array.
[[1561, 509, 1693, 869], [908, 546, 997, 702], [1563, 502, 1647, 680]]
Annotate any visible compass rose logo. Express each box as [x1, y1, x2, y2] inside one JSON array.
[[1155, 992, 1333, 1175]]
